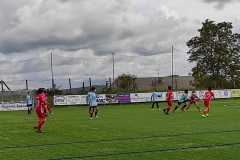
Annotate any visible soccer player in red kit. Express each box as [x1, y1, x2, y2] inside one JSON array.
[[163, 86, 174, 115], [44, 90, 52, 114], [34, 88, 49, 133], [202, 87, 215, 117], [184, 90, 201, 112]]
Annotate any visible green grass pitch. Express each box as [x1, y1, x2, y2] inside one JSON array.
[[1, 99, 240, 160]]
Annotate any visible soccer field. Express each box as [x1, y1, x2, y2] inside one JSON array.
[[1, 99, 240, 160]]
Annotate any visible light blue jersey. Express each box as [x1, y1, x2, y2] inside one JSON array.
[[179, 94, 188, 103], [87, 92, 98, 107], [26, 95, 33, 106], [151, 92, 161, 101]]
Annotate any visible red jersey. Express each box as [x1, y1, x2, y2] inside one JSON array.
[[204, 91, 214, 102], [35, 93, 47, 114], [44, 92, 51, 112], [190, 93, 199, 102], [166, 90, 174, 101], [44, 93, 48, 99]]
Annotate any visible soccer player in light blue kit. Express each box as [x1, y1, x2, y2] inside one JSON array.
[[87, 86, 98, 119], [174, 90, 189, 112], [26, 92, 33, 114], [151, 90, 161, 109]]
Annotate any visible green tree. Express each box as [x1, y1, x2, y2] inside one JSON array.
[[187, 19, 240, 89], [115, 74, 137, 92]]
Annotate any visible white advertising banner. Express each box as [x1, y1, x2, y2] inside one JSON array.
[[194, 90, 232, 99], [196, 90, 206, 99], [157, 92, 167, 101], [0, 103, 28, 111], [66, 95, 87, 105], [53, 89, 234, 106], [231, 89, 240, 98], [97, 94, 107, 104], [130, 93, 152, 103], [54, 94, 107, 106], [131, 92, 168, 103], [213, 90, 231, 99], [54, 96, 67, 105], [213, 90, 221, 99], [105, 94, 118, 104]]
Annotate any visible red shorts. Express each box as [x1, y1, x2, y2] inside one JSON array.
[[190, 100, 197, 105], [36, 111, 46, 118], [36, 108, 46, 118], [167, 101, 173, 107], [204, 101, 210, 107]]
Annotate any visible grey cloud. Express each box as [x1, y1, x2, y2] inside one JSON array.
[[0, 0, 187, 57], [4, 0, 239, 89], [203, 0, 238, 9]]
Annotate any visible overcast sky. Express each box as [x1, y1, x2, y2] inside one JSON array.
[[0, 0, 240, 89]]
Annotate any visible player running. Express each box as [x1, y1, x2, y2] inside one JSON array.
[[174, 90, 188, 112], [34, 88, 49, 133], [202, 87, 215, 117], [26, 92, 33, 114], [184, 90, 201, 112], [87, 86, 98, 119], [163, 86, 174, 115]]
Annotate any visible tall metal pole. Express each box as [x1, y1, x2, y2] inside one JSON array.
[[26, 80, 29, 90], [112, 52, 115, 88], [50, 51, 55, 92], [89, 78, 92, 88], [1, 80, 3, 104], [171, 45, 174, 89], [68, 78, 72, 93], [109, 77, 112, 88], [82, 81, 85, 91]]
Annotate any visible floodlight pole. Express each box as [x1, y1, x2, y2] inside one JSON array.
[[69, 78, 72, 93], [112, 52, 115, 88], [82, 81, 85, 91], [26, 80, 28, 90], [89, 78, 92, 87], [171, 45, 174, 89], [50, 51, 55, 93], [1, 80, 3, 104]]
